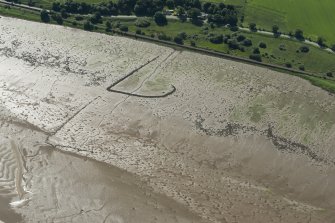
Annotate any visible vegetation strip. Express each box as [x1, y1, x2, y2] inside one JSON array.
[[1, 1, 334, 94]]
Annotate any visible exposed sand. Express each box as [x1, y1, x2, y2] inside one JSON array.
[[0, 16, 335, 223]]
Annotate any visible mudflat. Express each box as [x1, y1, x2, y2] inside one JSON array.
[[0, 16, 335, 223]]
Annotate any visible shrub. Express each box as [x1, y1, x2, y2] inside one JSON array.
[[51, 13, 63, 25], [279, 44, 286, 51], [299, 46, 309, 53], [272, 25, 279, 34], [154, 11, 167, 26], [299, 65, 305, 71], [119, 25, 128, 32], [90, 12, 102, 24], [249, 54, 261, 62], [253, 47, 260, 54], [285, 63, 292, 68], [174, 36, 183, 44], [230, 26, 238, 32], [259, 42, 267, 48], [209, 34, 223, 44], [136, 29, 142, 35], [326, 72, 333, 77], [75, 16, 83, 21], [317, 37, 326, 47], [227, 39, 239, 49], [190, 40, 196, 47], [105, 21, 112, 32], [331, 44, 335, 52], [243, 39, 252, 46], [249, 23, 257, 31], [158, 33, 171, 41], [135, 18, 151, 28], [178, 32, 187, 40], [295, 29, 304, 40], [236, 35, 246, 42], [83, 21, 94, 31], [60, 9, 68, 19]]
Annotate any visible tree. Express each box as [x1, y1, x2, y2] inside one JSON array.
[[272, 25, 279, 33], [272, 25, 280, 37], [175, 6, 185, 17], [294, 29, 304, 40], [187, 8, 201, 21], [166, 0, 174, 9], [154, 11, 167, 26], [40, 10, 50, 23], [249, 23, 257, 31], [52, 2, 61, 11]]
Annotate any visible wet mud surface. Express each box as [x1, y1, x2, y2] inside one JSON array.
[[1, 17, 335, 222]]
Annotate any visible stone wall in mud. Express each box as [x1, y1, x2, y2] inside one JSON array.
[[1, 17, 335, 223]]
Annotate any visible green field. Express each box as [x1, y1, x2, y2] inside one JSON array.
[[242, 0, 335, 44]]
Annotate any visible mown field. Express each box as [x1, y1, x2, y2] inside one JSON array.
[[242, 0, 335, 44]]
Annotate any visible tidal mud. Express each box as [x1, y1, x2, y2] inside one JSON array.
[[0, 17, 335, 223]]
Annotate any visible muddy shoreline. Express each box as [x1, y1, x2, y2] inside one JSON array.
[[1, 16, 335, 222]]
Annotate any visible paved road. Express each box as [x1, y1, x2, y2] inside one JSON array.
[[0, 0, 47, 12]]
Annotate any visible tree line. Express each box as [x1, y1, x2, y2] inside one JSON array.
[[50, 0, 238, 26]]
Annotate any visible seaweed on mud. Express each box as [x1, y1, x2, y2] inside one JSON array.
[[195, 115, 333, 165]]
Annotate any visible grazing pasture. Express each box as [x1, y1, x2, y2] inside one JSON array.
[[243, 0, 335, 44]]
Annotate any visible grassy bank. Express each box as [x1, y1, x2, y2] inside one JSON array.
[[0, 4, 335, 94]]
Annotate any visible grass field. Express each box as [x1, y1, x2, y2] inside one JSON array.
[[243, 0, 335, 44]]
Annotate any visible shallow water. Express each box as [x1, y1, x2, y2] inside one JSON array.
[[0, 122, 201, 223]]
